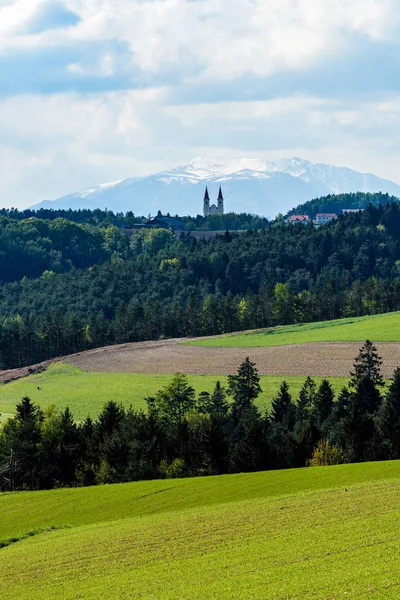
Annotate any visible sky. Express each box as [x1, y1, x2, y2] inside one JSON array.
[[1, 0, 400, 208]]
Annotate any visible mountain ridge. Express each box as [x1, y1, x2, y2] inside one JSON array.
[[30, 157, 400, 218]]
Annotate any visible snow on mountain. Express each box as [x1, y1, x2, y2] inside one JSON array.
[[30, 158, 400, 218]]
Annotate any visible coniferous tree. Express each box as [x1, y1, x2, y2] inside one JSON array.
[[228, 357, 262, 417], [377, 368, 400, 459], [270, 381, 296, 429], [0, 397, 43, 490], [338, 400, 375, 463], [97, 401, 125, 441], [209, 381, 230, 418], [297, 376, 316, 422], [198, 382, 229, 419], [337, 342, 384, 460], [350, 342, 384, 416], [333, 386, 352, 422], [312, 379, 335, 430], [197, 391, 211, 414], [350, 340, 384, 389]]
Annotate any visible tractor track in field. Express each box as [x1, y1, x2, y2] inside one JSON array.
[[3, 339, 400, 382]]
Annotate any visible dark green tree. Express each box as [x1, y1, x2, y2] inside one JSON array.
[[350, 340, 384, 388], [148, 373, 196, 424], [228, 357, 262, 416], [297, 376, 316, 421], [270, 381, 296, 430], [312, 379, 335, 429], [97, 401, 125, 440], [377, 368, 400, 459], [338, 401, 375, 463], [198, 381, 229, 419], [0, 397, 43, 490]]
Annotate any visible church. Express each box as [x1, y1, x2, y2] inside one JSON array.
[[203, 186, 224, 217]]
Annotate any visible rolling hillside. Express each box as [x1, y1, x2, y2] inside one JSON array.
[[187, 311, 400, 347], [1, 462, 400, 598], [2, 312, 400, 420]]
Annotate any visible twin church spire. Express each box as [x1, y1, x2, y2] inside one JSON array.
[[203, 186, 224, 217]]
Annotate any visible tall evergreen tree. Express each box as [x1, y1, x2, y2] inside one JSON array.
[[228, 357, 262, 416], [0, 397, 43, 490], [350, 340, 384, 388], [297, 376, 316, 421]]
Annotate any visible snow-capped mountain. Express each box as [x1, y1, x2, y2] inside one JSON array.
[[31, 157, 400, 218]]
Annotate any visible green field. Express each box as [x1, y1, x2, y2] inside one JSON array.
[[0, 362, 349, 421], [1, 461, 400, 598], [186, 311, 400, 347]]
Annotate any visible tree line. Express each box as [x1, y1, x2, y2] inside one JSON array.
[[0, 206, 268, 232], [1, 342, 400, 492]]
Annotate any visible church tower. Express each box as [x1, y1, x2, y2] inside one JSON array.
[[217, 186, 224, 215], [203, 186, 224, 217], [203, 186, 210, 217]]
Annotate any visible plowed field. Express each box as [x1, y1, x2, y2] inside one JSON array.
[[59, 338, 400, 378]]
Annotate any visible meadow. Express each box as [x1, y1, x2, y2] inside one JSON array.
[[0, 362, 349, 421], [186, 311, 400, 347], [1, 461, 400, 599]]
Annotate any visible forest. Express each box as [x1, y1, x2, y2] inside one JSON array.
[[2, 197, 400, 369], [1, 343, 399, 491], [288, 191, 399, 217]]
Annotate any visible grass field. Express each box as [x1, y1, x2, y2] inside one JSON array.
[[0, 362, 349, 421], [1, 461, 400, 599], [186, 311, 400, 347]]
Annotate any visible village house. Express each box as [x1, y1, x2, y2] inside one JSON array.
[[287, 215, 310, 225]]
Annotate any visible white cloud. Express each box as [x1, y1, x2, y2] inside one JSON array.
[[0, 0, 400, 206]]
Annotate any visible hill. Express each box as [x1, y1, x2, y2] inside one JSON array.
[[30, 157, 400, 217], [2, 311, 400, 420], [1, 462, 400, 598], [287, 191, 399, 218]]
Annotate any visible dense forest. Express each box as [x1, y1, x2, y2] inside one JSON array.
[[1, 343, 399, 491], [287, 191, 399, 217], [2, 199, 400, 369]]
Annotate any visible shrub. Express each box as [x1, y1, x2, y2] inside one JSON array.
[[308, 440, 344, 467]]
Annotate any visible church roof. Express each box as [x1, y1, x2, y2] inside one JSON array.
[[204, 187, 210, 201], [217, 186, 224, 201]]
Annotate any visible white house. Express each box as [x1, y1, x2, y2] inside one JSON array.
[[314, 213, 337, 225]]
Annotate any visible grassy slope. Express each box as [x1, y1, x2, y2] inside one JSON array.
[[0, 363, 348, 420], [1, 462, 400, 599], [186, 311, 400, 347]]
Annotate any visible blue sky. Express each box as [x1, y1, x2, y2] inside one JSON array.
[[1, 0, 400, 207]]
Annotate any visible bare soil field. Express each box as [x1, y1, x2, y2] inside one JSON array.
[[56, 339, 400, 378], [3, 339, 400, 383]]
